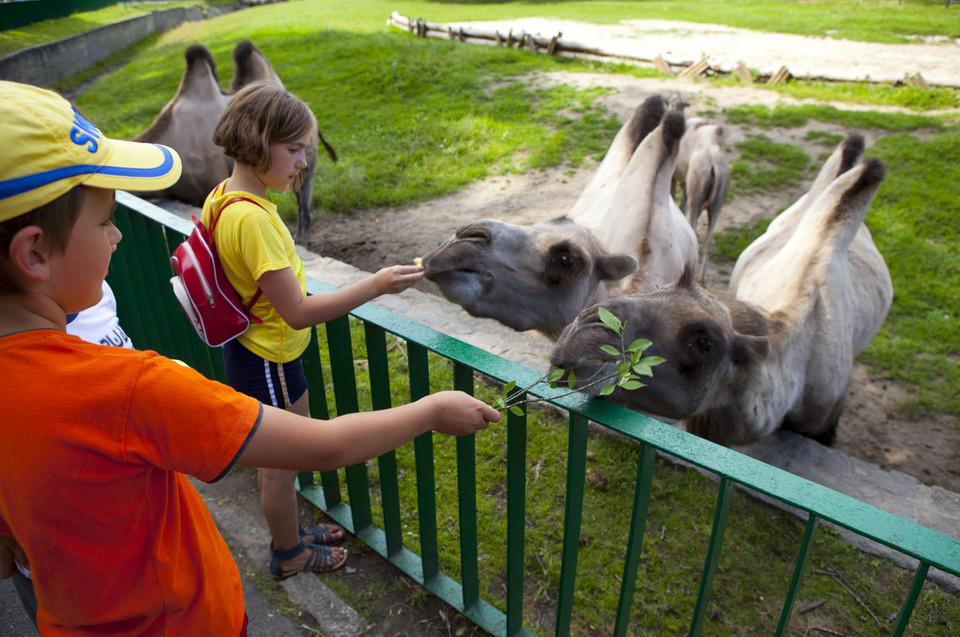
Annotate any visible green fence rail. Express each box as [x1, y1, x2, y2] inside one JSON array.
[[110, 193, 960, 637]]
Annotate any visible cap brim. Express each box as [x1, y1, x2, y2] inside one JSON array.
[[83, 138, 182, 193]]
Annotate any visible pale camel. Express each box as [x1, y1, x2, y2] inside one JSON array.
[[672, 118, 730, 281], [133, 41, 336, 243], [550, 135, 893, 446], [421, 95, 698, 339]]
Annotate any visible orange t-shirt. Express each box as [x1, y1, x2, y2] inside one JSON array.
[[0, 330, 262, 636]]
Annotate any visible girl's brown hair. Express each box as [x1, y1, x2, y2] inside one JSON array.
[[213, 81, 314, 191]]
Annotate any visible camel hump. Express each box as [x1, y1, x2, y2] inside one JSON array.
[[839, 133, 865, 175], [624, 94, 665, 154], [184, 44, 216, 73], [181, 43, 220, 88], [232, 40, 257, 65], [231, 40, 279, 91], [661, 110, 685, 150], [832, 158, 885, 225]]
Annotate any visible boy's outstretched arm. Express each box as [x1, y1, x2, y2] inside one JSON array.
[[238, 391, 500, 471], [259, 264, 424, 330]]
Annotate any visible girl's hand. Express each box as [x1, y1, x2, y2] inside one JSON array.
[[373, 265, 425, 295], [426, 391, 501, 436]]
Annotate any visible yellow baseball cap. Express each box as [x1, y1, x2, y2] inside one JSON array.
[[0, 81, 182, 222]]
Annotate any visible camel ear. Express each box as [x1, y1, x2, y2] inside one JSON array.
[[595, 254, 638, 281], [731, 333, 769, 366]]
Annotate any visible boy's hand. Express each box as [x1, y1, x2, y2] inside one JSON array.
[[427, 391, 501, 436], [373, 265, 425, 295]]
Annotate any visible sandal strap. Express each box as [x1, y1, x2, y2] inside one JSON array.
[[269, 540, 309, 577], [299, 523, 340, 544], [302, 543, 345, 571]]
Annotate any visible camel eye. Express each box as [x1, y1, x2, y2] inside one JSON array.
[[553, 254, 579, 271]]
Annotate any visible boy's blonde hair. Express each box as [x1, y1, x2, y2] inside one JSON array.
[[213, 82, 314, 191]]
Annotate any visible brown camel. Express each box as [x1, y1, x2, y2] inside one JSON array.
[[132, 41, 337, 243], [421, 95, 698, 339], [550, 135, 893, 447]]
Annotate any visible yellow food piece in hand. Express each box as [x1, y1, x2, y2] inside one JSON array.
[[413, 257, 423, 266]]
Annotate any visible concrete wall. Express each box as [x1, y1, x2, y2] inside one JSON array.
[[0, 4, 239, 87]]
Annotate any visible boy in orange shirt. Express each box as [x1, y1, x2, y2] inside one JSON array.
[[0, 81, 499, 636]]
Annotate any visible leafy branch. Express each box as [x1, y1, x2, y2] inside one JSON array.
[[492, 308, 665, 415]]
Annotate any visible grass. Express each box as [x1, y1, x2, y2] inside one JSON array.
[[309, 318, 960, 636]]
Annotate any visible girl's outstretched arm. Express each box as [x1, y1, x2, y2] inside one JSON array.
[[238, 391, 500, 471], [258, 264, 424, 329]]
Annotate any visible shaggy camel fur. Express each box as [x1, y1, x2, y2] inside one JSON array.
[[133, 41, 337, 243], [672, 118, 730, 281], [550, 135, 893, 446], [421, 95, 697, 339]]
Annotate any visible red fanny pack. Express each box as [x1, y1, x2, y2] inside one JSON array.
[[169, 195, 265, 347]]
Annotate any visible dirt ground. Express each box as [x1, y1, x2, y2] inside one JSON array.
[[303, 70, 960, 497]]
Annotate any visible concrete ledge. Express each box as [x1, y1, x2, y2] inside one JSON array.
[[0, 4, 239, 87]]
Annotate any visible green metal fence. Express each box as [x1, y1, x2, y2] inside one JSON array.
[[110, 193, 960, 636]]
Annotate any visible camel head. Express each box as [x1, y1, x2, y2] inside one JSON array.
[[422, 216, 637, 339], [550, 267, 770, 428]]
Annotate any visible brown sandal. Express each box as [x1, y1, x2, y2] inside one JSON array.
[[269, 541, 348, 580]]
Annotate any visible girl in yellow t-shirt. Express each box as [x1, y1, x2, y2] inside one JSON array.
[[205, 81, 425, 579]]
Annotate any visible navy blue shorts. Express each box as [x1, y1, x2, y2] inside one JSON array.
[[223, 340, 308, 409]]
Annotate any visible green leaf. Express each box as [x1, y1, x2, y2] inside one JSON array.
[[494, 397, 506, 409], [598, 307, 622, 333], [600, 344, 621, 357], [566, 369, 577, 389], [599, 384, 616, 396], [547, 368, 565, 383], [618, 361, 631, 377], [509, 405, 524, 416], [503, 380, 517, 394], [626, 339, 652, 353], [619, 380, 645, 391]]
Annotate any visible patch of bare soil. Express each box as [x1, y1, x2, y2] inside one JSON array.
[[305, 72, 960, 496]]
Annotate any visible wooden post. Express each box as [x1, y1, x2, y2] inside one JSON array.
[[736, 62, 754, 86]]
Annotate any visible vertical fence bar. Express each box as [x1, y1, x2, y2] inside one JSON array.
[[506, 401, 528, 636], [555, 413, 588, 637], [453, 363, 480, 612], [298, 326, 330, 498], [689, 476, 734, 637], [408, 342, 440, 584], [613, 442, 657, 637], [890, 562, 929, 637], [326, 315, 368, 532], [364, 322, 403, 555], [775, 514, 820, 636], [313, 322, 342, 507]]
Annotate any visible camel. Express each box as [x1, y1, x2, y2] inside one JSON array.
[[549, 135, 893, 447], [672, 118, 730, 281], [133, 41, 337, 243], [421, 95, 698, 339]]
